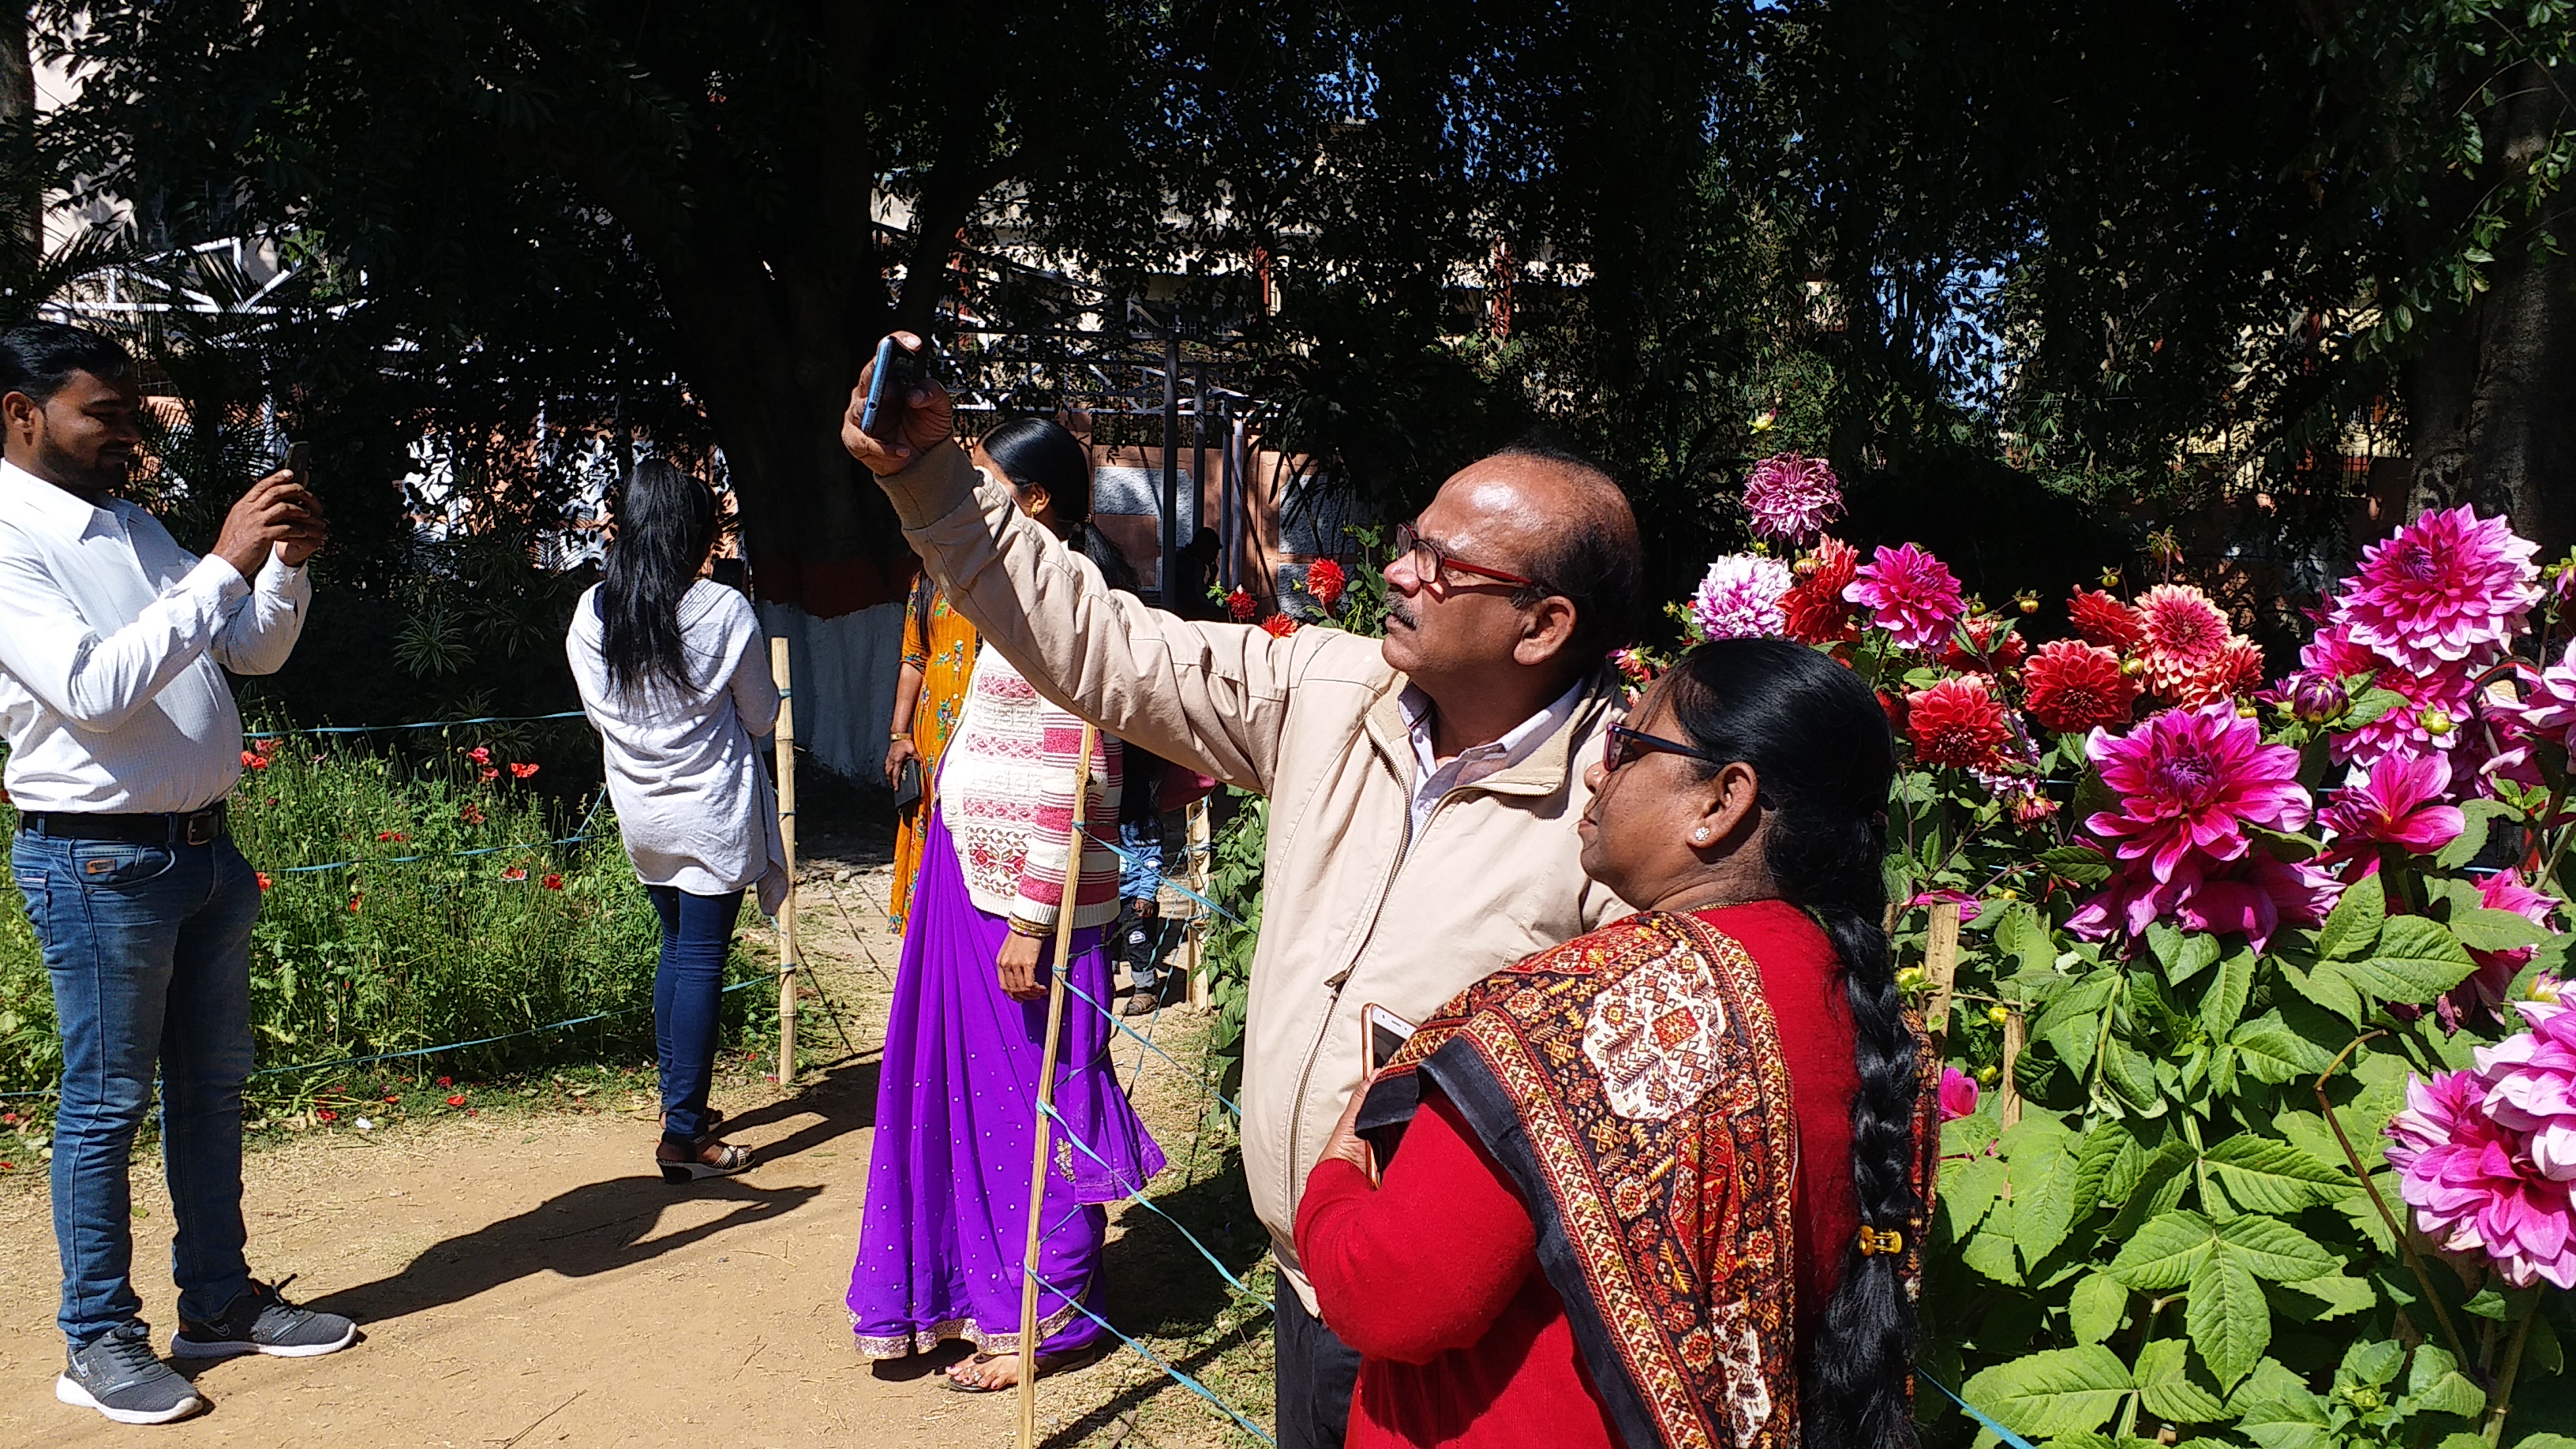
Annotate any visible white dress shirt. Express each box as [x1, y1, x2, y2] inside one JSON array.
[[1397, 677, 1587, 845], [0, 459, 311, 814], [565, 579, 788, 914]]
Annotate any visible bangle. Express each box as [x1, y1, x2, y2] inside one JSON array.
[[1007, 918, 1051, 939], [890, 731, 912, 743]]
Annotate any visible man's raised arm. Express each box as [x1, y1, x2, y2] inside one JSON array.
[[844, 335, 1337, 796]]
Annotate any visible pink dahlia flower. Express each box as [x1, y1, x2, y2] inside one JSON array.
[[1938, 1067, 1980, 1123], [2338, 504, 2540, 672], [2319, 751, 2465, 856], [1740, 452, 1844, 543], [1844, 543, 1965, 651], [2385, 1067, 2576, 1289], [2301, 618, 2479, 766], [2136, 584, 2234, 695], [2067, 850, 2337, 951], [2084, 705, 2312, 882], [2515, 641, 2576, 749], [2478, 1002, 2576, 1181], [2461, 871, 2563, 1017], [1689, 554, 1792, 641]]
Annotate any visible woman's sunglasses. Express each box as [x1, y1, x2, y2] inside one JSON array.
[[1602, 724, 1725, 774]]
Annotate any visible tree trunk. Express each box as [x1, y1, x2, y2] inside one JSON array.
[[0, 4, 36, 257], [2403, 61, 2576, 556]]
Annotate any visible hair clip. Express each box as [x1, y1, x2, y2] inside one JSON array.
[[1856, 1226, 1905, 1257]]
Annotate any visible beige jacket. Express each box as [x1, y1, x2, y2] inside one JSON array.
[[878, 441, 1626, 1310]]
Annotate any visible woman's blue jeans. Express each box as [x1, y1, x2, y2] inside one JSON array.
[[646, 885, 741, 1145], [13, 829, 260, 1349]]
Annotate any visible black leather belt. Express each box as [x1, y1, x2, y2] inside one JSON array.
[[22, 804, 229, 846]]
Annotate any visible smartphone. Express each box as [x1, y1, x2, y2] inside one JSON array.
[[1361, 1002, 1415, 1077], [283, 441, 311, 485], [859, 335, 926, 441]]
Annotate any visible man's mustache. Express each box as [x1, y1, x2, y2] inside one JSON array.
[[1385, 597, 1417, 630]]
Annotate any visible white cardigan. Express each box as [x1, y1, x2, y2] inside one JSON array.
[[566, 580, 787, 913]]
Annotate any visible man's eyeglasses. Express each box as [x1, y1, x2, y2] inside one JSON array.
[[1602, 724, 1725, 774], [1393, 522, 1563, 599]]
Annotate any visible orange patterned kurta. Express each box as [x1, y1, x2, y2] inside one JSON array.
[[888, 580, 979, 933]]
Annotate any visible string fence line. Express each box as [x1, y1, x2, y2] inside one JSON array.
[[244, 710, 589, 739], [1039, 1099, 1276, 1316], [1028, 1266, 1279, 1447]]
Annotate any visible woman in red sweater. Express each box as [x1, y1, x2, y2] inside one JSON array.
[[1296, 637, 1932, 1449]]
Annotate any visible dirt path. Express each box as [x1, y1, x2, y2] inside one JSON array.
[[0, 837, 1268, 1448]]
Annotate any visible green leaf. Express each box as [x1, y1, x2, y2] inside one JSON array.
[[1961, 1345, 2133, 1439], [2203, 1136, 2352, 1213], [2344, 687, 2409, 730], [1962, 1223, 2022, 1284], [2510, 1435, 2576, 1448], [2268, 1271, 2378, 1321], [2071, 1121, 2136, 1218], [2404, 1344, 2489, 1419], [2337, 1339, 2404, 1390], [2331, 914, 2479, 1004], [2036, 968, 2120, 1076], [2200, 945, 2255, 1039], [2014, 1140, 2082, 1270], [2317, 871, 2385, 961], [2068, 1271, 2129, 1345], [2102, 1035, 2166, 1115], [2134, 1336, 2227, 1424], [2110, 1209, 2215, 1290], [2447, 907, 2551, 953], [1994, 899, 2057, 981], [2151, 927, 2222, 987], [2040, 845, 2114, 886], [2187, 1252, 2269, 1388], [2106, 1140, 2196, 1237], [1941, 1152, 2008, 1241], [2433, 798, 2516, 870], [2216, 1214, 2338, 1282], [2279, 958, 2366, 1024], [2233, 1011, 2337, 1084]]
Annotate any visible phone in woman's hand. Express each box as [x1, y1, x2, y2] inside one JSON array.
[[860, 335, 925, 441]]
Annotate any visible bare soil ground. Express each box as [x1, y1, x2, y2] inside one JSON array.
[[0, 811, 1273, 1448]]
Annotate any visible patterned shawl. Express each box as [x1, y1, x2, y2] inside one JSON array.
[[1359, 911, 1936, 1449]]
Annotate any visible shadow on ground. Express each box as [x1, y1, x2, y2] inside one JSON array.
[[290, 1056, 881, 1330]]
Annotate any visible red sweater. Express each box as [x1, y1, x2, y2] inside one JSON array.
[[1294, 902, 1859, 1448]]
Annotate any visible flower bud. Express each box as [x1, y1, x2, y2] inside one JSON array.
[[1895, 966, 1926, 990], [2289, 672, 2348, 724], [2418, 705, 2454, 737], [2236, 702, 2258, 718], [2121, 657, 2146, 677], [1977, 1065, 1998, 1084], [1986, 1005, 2010, 1025], [1995, 888, 2018, 901]]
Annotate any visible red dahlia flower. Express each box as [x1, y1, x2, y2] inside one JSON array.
[[2135, 584, 2234, 695], [1260, 614, 1300, 638], [1844, 543, 1965, 650], [1782, 537, 1863, 645], [1226, 587, 1257, 622], [1938, 615, 2028, 673], [1905, 677, 2012, 769], [1304, 559, 1347, 609], [2067, 588, 2146, 651], [2022, 640, 2140, 732]]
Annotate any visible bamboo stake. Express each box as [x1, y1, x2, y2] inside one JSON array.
[[1922, 900, 1963, 1061], [1999, 1010, 2025, 1129], [1185, 795, 1211, 1010], [770, 637, 799, 1091], [1018, 721, 1101, 1447]]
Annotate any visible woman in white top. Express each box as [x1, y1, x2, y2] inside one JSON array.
[[565, 459, 782, 1181]]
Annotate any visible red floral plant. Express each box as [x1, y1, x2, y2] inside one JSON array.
[[1781, 537, 1863, 646], [1226, 587, 1257, 622], [1260, 614, 1300, 638], [2021, 640, 2140, 733], [376, 830, 408, 842], [1938, 615, 2028, 673], [460, 804, 485, 826], [467, 745, 491, 765], [1904, 677, 2013, 769], [316, 1109, 338, 1122], [253, 736, 279, 758], [447, 1095, 467, 1107], [541, 873, 564, 890], [508, 762, 538, 780], [480, 768, 500, 783], [255, 871, 273, 892], [2067, 587, 2146, 651], [501, 866, 528, 882], [436, 1076, 452, 1088], [346, 893, 363, 912], [239, 750, 269, 769], [1305, 559, 1347, 609]]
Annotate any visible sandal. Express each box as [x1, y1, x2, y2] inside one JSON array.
[[657, 1136, 752, 1183]]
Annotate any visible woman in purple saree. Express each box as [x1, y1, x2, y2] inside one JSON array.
[[847, 419, 1164, 1391]]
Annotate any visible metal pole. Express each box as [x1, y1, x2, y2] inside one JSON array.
[[1218, 396, 1237, 591], [1017, 721, 1101, 1444], [1160, 328, 1181, 608], [770, 637, 799, 1089]]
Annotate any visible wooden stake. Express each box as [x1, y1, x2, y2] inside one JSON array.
[[1185, 796, 1211, 1010], [2000, 1011, 2025, 1129], [1018, 721, 1100, 1447], [1922, 900, 1962, 1061], [770, 637, 799, 1091]]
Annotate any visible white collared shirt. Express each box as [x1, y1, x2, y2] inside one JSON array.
[[0, 459, 310, 814], [1397, 677, 1586, 846]]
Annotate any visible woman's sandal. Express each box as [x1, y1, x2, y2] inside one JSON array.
[[657, 1136, 752, 1183]]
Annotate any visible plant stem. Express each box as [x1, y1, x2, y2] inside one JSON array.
[[2313, 1030, 2473, 1369], [2481, 1298, 2538, 1447]]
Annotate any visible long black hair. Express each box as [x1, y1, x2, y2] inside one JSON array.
[[600, 459, 721, 700], [1661, 636, 1919, 1449], [983, 416, 1140, 593]]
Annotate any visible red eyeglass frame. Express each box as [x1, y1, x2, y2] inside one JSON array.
[[1393, 521, 1559, 595]]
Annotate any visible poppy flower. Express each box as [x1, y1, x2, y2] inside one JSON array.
[[468, 746, 491, 765], [502, 866, 528, 882], [436, 1076, 452, 1088], [376, 830, 408, 842], [253, 737, 279, 758], [447, 1095, 467, 1107], [541, 873, 564, 890], [255, 871, 272, 892], [461, 804, 486, 826], [346, 893, 363, 912], [316, 1109, 338, 1122], [508, 762, 538, 780], [240, 750, 269, 769], [480, 768, 499, 783]]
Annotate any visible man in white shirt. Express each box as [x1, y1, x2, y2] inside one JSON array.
[[0, 323, 354, 1426]]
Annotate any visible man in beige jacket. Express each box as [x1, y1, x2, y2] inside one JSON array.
[[843, 339, 1638, 1446]]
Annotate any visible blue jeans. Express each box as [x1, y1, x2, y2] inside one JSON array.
[[13, 829, 260, 1349], [646, 885, 741, 1144], [1117, 818, 1164, 989]]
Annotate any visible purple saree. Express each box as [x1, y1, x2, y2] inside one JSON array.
[[848, 806, 1165, 1359]]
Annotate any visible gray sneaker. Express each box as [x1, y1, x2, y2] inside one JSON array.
[[56, 1328, 205, 1425], [171, 1278, 357, 1361]]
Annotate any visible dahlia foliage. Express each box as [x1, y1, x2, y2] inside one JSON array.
[[1652, 496, 2576, 1441]]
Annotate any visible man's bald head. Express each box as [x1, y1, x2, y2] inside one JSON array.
[[1483, 442, 1644, 662]]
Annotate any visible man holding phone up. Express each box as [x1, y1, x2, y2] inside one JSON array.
[[0, 324, 354, 1425], [843, 334, 1640, 1446]]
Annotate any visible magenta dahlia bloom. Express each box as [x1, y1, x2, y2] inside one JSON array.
[[2479, 1002, 2576, 1181], [1688, 554, 1792, 641], [2067, 850, 2337, 950], [2084, 705, 2312, 881], [2301, 618, 2480, 766], [2515, 641, 2576, 749], [2337, 504, 2540, 672], [2319, 751, 2465, 856], [1938, 1067, 1980, 1123], [1740, 451, 1844, 544], [2460, 871, 2563, 1017], [1843, 543, 1965, 651], [2385, 1067, 2576, 1289]]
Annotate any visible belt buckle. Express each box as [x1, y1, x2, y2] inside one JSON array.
[[184, 811, 218, 847]]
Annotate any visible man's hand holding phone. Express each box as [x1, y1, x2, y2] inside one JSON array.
[[841, 331, 955, 477]]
